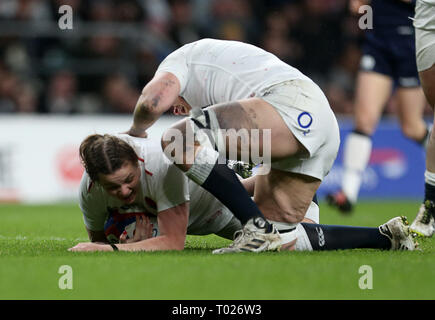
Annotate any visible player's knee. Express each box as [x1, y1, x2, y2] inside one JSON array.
[[279, 208, 305, 224]]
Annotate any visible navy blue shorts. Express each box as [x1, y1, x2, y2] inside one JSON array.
[[360, 27, 420, 88]]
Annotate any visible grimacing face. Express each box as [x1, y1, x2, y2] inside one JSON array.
[[171, 96, 192, 115], [97, 161, 142, 204]]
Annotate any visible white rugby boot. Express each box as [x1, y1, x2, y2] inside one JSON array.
[[410, 201, 435, 238], [378, 216, 417, 251], [212, 217, 282, 254]]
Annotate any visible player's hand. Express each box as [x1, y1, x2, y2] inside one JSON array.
[[126, 126, 148, 138], [119, 214, 153, 244], [68, 242, 112, 252]]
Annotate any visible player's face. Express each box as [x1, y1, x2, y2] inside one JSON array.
[[171, 96, 192, 115], [98, 161, 141, 204]]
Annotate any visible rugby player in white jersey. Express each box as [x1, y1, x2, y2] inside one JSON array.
[[69, 133, 241, 252], [123, 38, 415, 253], [410, 0, 435, 237], [69, 133, 416, 252]]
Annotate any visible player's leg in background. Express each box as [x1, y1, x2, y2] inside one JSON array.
[[327, 71, 393, 212], [411, 63, 435, 237], [395, 86, 430, 147]]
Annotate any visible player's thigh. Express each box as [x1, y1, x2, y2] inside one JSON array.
[[353, 71, 393, 134], [208, 99, 306, 160], [253, 167, 321, 225], [419, 63, 435, 109], [421, 64, 435, 172], [395, 87, 427, 138]]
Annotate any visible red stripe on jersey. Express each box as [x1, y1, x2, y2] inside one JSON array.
[[87, 181, 94, 193], [137, 157, 152, 175]]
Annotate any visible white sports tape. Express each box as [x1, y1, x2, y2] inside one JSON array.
[[185, 146, 219, 185], [294, 224, 313, 251], [184, 108, 223, 185], [267, 200, 318, 248], [425, 170, 435, 186], [189, 107, 226, 155]]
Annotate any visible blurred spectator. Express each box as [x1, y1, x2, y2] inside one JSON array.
[[102, 74, 139, 113], [206, 0, 258, 42], [295, 0, 348, 86], [115, 0, 146, 22], [44, 70, 77, 113], [0, 0, 52, 21], [0, 0, 401, 117], [261, 7, 303, 67], [325, 41, 361, 114], [167, 0, 202, 46], [0, 68, 19, 113], [0, 64, 37, 113]]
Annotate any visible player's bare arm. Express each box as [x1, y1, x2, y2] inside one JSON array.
[[69, 202, 189, 252], [128, 72, 181, 137]]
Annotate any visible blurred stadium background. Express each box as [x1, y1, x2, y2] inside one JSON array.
[[0, 0, 431, 203]]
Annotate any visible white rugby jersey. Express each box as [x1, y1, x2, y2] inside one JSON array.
[[156, 38, 312, 108], [79, 134, 234, 236]]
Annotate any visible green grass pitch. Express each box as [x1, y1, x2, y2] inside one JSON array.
[[0, 201, 434, 300]]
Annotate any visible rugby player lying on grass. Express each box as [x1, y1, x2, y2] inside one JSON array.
[[69, 134, 417, 252]]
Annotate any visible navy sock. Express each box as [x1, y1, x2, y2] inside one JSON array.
[[301, 223, 391, 250], [201, 162, 266, 225], [424, 183, 435, 203], [424, 183, 435, 218], [352, 129, 371, 138]]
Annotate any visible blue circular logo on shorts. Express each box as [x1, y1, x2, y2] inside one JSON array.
[[298, 112, 313, 129]]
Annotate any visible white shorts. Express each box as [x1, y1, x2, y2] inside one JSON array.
[[414, 0, 435, 72], [260, 79, 340, 181]]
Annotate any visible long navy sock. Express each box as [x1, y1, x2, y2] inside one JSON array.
[[424, 183, 435, 203], [301, 223, 391, 250], [201, 162, 266, 225], [424, 183, 435, 218]]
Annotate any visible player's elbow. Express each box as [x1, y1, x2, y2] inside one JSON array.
[[136, 94, 162, 116]]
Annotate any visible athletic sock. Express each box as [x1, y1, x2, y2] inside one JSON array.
[[199, 161, 267, 226], [341, 130, 372, 203], [424, 170, 435, 218], [300, 223, 391, 250]]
